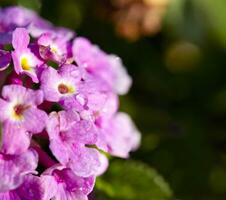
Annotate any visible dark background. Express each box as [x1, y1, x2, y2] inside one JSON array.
[[1, 0, 226, 199]]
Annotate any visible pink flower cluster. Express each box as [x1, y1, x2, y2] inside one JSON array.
[[0, 6, 141, 200]]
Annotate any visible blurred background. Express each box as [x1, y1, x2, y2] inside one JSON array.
[[2, 0, 226, 199]]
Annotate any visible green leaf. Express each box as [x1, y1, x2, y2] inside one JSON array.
[[193, 0, 226, 48], [95, 160, 173, 200], [17, 0, 41, 12]]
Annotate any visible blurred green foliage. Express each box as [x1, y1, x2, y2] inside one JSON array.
[[2, 0, 226, 199], [95, 160, 172, 200]]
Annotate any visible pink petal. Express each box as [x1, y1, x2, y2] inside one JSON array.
[[2, 85, 43, 106], [0, 191, 20, 200], [1, 122, 31, 155], [12, 28, 30, 50], [68, 145, 100, 177], [16, 175, 43, 200], [23, 107, 47, 134], [0, 149, 38, 192]]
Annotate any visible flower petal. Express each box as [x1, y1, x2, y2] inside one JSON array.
[[0, 191, 20, 200], [0, 50, 11, 71], [1, 122, 31, 155], [2, 85, 44, 106], [0, 149, 38, 192], [23, 107, 47, 133], [68, 145, 100, 177], [12, 28, 30, 50], [16, 175, 43, 200]]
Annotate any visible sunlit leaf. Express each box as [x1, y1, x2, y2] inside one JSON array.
[[95, 160, 173, 200]]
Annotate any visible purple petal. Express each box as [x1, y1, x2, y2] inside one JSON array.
[[49, 138, 70, 165], [40, 175, 58, 200], [2, 84, 27, 102], [69, 119, 97, 144], [46, 112, 60, 140], [16, 175, 43, 200], [104, 112, 141, 158], [0, 33, 12, 45], [109, 55, 132, 95], [41, 66, 80, 102], [0, 50, 11, 71], [0, 98, 9, 122], [11, 50, 41, 83], [0, 149, 38, 192], [23, 107, 47, 134], [51, 186, 88, 200], [59, 168, 95, 195], [0, 191, 20, 200], [1, 122, 31, 155], [1, 6, 38, 28], [55, 27, 75, 41], [59, 64, 81, 81], [2, 85, 44, 106], [40, 67, 62, 102], [95, 153, 109, 176], [12, 28, 30, 50], [58, 110, 80, 131], [41, 166, 93, 200], [72, 37, 109, 70], [68, 145, 100, 177]]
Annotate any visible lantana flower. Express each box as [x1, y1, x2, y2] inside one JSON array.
[[41, 165, 95, 200], [38, 32, 70, 63], [0, 6, 141, 199], [40, 64, 81, 103], [0, 84, 47, 133], [73, 37, 132, 95], [11, 28, 43, 83], [46, 110, 101, 177]]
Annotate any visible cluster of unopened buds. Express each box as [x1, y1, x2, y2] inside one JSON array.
[[0, 6, 140, 200]]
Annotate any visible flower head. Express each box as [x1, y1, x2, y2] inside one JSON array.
[[0, 85, 47, 133], [0, 6, 140, 198], [38, 32, 70, 63], [41, 64, 80, 103]]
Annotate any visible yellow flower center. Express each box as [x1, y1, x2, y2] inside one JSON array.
[[51, 45, 59, 54], [11, 104, 29, 121], [21, 57, 31, 71], [58, 83, 75, 94]]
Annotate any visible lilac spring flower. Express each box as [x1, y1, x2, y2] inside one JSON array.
[[12, 28, 43, 83], [47, 110, 101, 177], [98, 112, 141, 158], [38, 32, 70, 63], [0, 84, 47, 132], [73, 37, 132, 95], [0, 85, 47, 155], [41, 64, 81, 103], [41, 165, 95, 200], [0, 5, 141, 198]]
